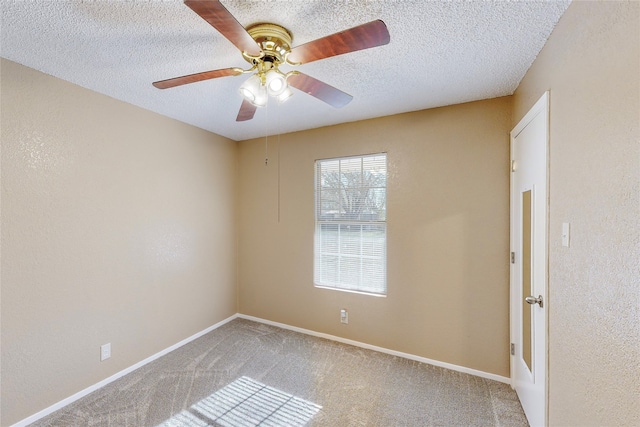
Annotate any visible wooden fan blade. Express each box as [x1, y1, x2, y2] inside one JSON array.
[[236, 99, 258, 121], [185, 0, 261, 57], [287, 72, 353, 108], [153, 68, 242, 89], [287, 20, 390, 65]]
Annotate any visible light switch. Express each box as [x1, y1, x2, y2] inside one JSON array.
[[561, 223, 570, 247]]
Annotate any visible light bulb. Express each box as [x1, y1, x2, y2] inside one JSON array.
[[265, 69, 287, 96], [239, 87, 255, 102]]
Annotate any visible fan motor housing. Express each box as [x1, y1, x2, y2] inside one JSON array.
[[243, 23, 292, 65]]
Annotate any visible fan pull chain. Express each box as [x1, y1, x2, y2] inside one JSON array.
[[277, 106, 281, 223], [264, 101, 269, 166]]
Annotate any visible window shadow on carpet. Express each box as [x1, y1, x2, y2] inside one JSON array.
[[158, 376, 322, 427]]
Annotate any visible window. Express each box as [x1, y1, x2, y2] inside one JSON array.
[[314, 153, 387, 295]]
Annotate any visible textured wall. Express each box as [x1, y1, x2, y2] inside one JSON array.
[[513, 1, 640, 425], [0, 59, 238, 425], [237, 97, 512, 377]]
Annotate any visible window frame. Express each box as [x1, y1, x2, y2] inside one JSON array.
[[313, 153, 387, 296]]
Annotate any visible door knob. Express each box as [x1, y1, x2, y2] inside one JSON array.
[[525, 295, 543, 308]]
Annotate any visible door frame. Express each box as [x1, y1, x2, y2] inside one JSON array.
[[509, 91, 550, 426]]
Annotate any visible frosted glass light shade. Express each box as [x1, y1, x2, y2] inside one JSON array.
[[239, 74, 261, 103], [277, 87, 293, 103], [253, 85, 268, 107], [265, 70, 287, 96]]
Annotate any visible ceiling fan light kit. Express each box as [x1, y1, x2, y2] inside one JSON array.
[[153, 0, 390, 122], [237, 23, 295, 107]]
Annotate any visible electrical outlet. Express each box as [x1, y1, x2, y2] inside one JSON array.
[[340, 309, 348, 324], [101, 343, 111, 361]]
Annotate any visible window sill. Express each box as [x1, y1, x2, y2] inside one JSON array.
[[313, 284, 387, 298]]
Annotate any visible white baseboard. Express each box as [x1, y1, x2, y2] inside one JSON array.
[[14, 312, 509, 426], [237, 314, 510, 385], [11, 314, 239, 427]]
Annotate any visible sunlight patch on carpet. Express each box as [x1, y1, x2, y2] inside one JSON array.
[[158, 376, 322, 427]]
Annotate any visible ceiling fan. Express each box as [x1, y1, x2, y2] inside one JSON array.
[[152, 0, 390, 122]]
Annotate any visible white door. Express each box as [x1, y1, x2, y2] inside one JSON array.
[[510, 92, 548, 427]]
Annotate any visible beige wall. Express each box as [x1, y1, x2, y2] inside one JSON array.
[[513, 1, 640, 425], [238, 97, 512, 377], [0, 59, 238, 425]]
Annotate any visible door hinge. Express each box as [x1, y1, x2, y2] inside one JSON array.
[[511, 160, 517, 172], [510, 343, 515, 356], [510, 252, 515, 264]]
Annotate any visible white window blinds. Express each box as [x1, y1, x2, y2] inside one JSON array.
[[314, 153, 387, 295]]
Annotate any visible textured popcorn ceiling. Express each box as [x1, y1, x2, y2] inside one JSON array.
[[0, 0, 570, 141]]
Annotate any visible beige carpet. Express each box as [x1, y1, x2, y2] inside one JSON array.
[[30, 318, 528, 426]]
